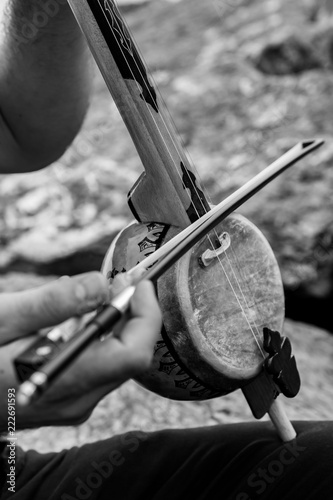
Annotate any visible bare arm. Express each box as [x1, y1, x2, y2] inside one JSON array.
[[0, 0, 93, 173]]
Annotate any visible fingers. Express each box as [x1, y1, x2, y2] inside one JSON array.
[[121, 280, 162, 375], [83, 280, 162, 386], [110, 268, 150, 298], [110, 272, 133, 297], [0, 272, 109, 343], [126, 279, 162, 345]]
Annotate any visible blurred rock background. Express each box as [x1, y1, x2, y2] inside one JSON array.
[[1, 0, 333, 451]]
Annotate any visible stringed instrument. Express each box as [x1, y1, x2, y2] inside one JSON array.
[[15, 0, 322, 443], [63, 0, 305, 440]]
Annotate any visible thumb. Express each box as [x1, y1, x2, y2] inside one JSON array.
[[0, 272, 109, 344]]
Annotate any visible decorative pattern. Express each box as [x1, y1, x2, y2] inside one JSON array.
[[154, 341, 219, 399], [180, 162, 210, 221], [104, 0, 134, 57], [89, 0, 159, 111]]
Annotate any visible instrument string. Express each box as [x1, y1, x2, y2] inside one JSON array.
[[215, 250, 265, 356], [102, 0, 265, 352], [155, 99, 265, 352], [101, 0, 265, 355]]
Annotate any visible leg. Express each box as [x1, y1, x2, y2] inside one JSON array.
[[1, 421, 332, 500]]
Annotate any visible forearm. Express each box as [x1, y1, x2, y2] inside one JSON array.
[[0, 0, 93, 173]]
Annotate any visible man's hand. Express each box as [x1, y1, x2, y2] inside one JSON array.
[[0, 272, 162, 430]]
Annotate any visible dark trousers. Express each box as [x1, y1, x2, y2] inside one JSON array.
[[1, 421, 332, 500]]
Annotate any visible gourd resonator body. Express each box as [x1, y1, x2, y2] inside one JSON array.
[[102, 213, 284, 401]]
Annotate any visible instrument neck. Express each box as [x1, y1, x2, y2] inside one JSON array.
[[67, 0, 210, 227]]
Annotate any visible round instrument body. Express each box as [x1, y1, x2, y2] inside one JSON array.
[[102, 213, 284, 401]]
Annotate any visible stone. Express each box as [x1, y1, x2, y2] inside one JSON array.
[[255, 35, 322, 75]]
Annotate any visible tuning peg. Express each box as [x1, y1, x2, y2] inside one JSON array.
[[263, 327, 301, 398]]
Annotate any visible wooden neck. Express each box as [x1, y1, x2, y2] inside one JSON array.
[[67, 0, 210, 227]]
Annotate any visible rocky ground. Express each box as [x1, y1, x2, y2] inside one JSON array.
[[1, 0, 333, 451]]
